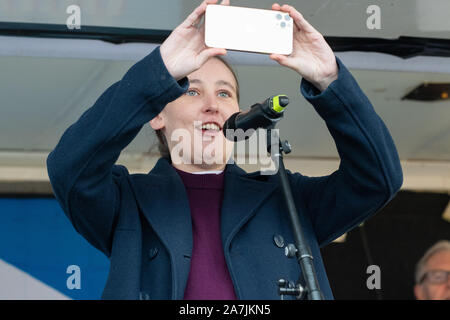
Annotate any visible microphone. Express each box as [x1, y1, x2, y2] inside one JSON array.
[[223, 95, 289, 141]]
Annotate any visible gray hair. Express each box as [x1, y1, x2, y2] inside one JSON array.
[[415, 240, 450, 284]]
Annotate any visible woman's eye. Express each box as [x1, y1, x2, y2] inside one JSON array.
[[186, 89, 198, 96], [218, 91, 230, 98]]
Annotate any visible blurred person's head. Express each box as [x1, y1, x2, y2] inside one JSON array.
[[414, 240, 450, 300], [150, 56, 240, 172]]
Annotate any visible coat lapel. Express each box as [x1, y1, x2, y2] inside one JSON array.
[[221, 163, 278, 251], [129, 158, 193, 300]]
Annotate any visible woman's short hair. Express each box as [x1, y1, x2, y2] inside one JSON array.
[[155, 56, 240, 159], [415, 240, 450, 284]]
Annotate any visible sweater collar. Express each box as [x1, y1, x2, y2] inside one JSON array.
[[173, 166, 225, 190]]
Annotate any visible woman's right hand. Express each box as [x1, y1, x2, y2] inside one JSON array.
[[160, 0, 229, 81]]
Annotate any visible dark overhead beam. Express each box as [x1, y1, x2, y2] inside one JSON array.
[[1, 22, 450, 59]]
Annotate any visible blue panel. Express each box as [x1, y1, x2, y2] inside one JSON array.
[[0, 198, 110, 299]]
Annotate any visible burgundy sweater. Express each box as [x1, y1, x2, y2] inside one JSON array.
[[174, 167, 237, 300]]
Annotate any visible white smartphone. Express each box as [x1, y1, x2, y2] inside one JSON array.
[[205, 5, 293, 55]]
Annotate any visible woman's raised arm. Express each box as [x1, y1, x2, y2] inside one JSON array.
[[46, 0, 229, 256]]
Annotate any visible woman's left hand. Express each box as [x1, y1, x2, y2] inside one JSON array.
[[269, 3, 339, 92]]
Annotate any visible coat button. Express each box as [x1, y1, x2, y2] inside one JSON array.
[[148, 247, 159, 260], [273, 234, 285, 248]]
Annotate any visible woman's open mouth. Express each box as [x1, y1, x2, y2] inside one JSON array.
[[196, 122, 222, 137]]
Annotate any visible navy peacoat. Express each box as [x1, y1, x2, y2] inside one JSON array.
[[47, 46, 403, 300]]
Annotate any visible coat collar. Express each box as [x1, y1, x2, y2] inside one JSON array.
[[129, 157, 278, 299]]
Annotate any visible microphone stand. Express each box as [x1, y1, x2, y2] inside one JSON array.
[[266, 127, 324, 300]]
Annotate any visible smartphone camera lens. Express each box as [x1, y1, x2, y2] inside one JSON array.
[[281, 21, 286, 28], [285, 15, 291, 21], [276, 13, 282, 20]]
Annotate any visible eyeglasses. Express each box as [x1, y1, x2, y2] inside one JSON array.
[[419, 270, 450, 284]]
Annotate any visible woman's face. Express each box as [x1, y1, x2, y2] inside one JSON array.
[[150, 57, 239, 170]]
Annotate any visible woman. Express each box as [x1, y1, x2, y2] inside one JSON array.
[[47, 0, 403, 299]]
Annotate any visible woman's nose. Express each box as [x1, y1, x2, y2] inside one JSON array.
[[201, 94, 219, 114]]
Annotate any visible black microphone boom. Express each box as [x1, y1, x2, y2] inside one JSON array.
[[223, 95, 289, 141]]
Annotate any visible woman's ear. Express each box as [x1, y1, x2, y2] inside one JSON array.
[[149, 113, 165, 130]]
